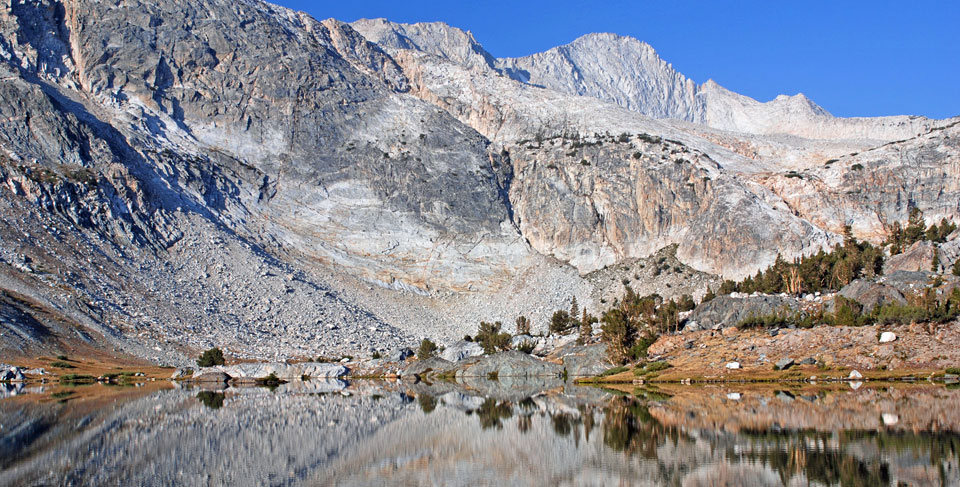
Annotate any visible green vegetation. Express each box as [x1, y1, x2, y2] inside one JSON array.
[[475, 321, 511, 354], [59, 374, 95, 384], [945, 367, 960, 375], [371, 351, 381, 360], [515, 340, 536, 354], [50, 361, 75, 369], [953, 259, 960, 277], [417, 338, 438, 359], [736, 287, 960, 329], [598, 366, 630, 377], [56, 355, 68, 361], [197, 347, 225, 367], [719, 227, 883, 295], [633, 361, 670, 376], [884, 208, 956, 254], [515, 315, 531, 335]]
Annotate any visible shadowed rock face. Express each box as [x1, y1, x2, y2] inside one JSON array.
[[0, 0, 529, 293]]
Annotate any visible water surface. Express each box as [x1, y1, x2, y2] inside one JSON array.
[[2, 380, 959, 486]]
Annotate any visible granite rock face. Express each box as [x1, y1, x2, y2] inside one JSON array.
[[685, 295, 801, 331]]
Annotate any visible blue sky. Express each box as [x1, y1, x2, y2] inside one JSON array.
[[277, 1, 959, 119]]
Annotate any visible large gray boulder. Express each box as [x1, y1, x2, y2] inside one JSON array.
[[838, 279, 906, 312], [440, 340, 484, 362], [453, 351, 563, 379], [884, 241, 936, 274], [685, 295, 800, 331], [401, 357, 456, 380], [192, 371, 230, 384], [552, 343, 612, 377], [197, 362, 348, 381]]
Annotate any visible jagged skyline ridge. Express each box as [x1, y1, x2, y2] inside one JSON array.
[[288, 0, 960, 119]]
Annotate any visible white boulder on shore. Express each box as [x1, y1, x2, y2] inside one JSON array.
[[879, 332, 897, 343]]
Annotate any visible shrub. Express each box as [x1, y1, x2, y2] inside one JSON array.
[[56, 355, 68, 361], [633, 361, 671, 376], [946, 367, 960, 375], [549, 310, 575, 335], [516, 340, 536, 354], [50, 361, 75, 369], [197, 347, 225, 367], [371, 351, 382, 359], [476, 321, 511, 354], [598, 366, 629, 377], [59, 374, 95, 383], [851, 163, 864, 171], [417, 338, 439, 359], [953, 259, 960, 277], [515, 315, 531, 335]]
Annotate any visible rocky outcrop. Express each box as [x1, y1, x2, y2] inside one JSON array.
[[452, 351, 563, 378], [550, 343, 612, 377], [440, 340, 484, 362], [838, 279, 907, 312], [685, 295, 801, 331], [197, 362, 348, 381], [885, 241, 937, 273]]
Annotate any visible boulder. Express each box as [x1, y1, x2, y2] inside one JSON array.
[[454, 351, 563, 379], [685, 295, 800, 331], [192, 371, 230, 383], [725, 362, 741, 369], [799, 357, 817, 365], [884, 241, 936, 273], [1, 368, 25, 382], [880, 271, 936, 295], [849, 370, 863, 379], [774, 358, 794, 371], [440, 340, 484, 362], [171, 368, 194, 380], [553, 343, 611, 377], [401, 357, 456, 379], [217, 362, 347, 380], [879, 332, 897, 343], [837, 279, 906, 313], [388, 348, 414, 362]]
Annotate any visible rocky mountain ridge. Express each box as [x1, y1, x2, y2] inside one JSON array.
[[0, 0, 956, 362]]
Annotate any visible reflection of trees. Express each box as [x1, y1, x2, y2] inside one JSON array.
[[196, 391, 224, 409], [602, 396, 682, 460], [474, 398, 513, 430], [417, 394, 437, 414], [739, 429, 960, 487], [517, 415, 532, 434]]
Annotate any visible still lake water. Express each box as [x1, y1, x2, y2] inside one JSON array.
[[2, 379, 959, 486]]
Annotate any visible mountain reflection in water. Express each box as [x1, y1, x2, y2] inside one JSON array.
[[1, 381, 958, 486]]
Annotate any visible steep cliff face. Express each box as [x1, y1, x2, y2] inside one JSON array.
[[754, 122, 960, 241]]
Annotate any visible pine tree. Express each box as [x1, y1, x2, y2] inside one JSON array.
[[515, 315, 531, 336], [569, 296, 580, 321]]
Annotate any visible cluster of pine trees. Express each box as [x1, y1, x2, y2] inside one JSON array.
[[718, 228, 883, 295], [884, 208, 956, 254], [599, 288, 696, 364]]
